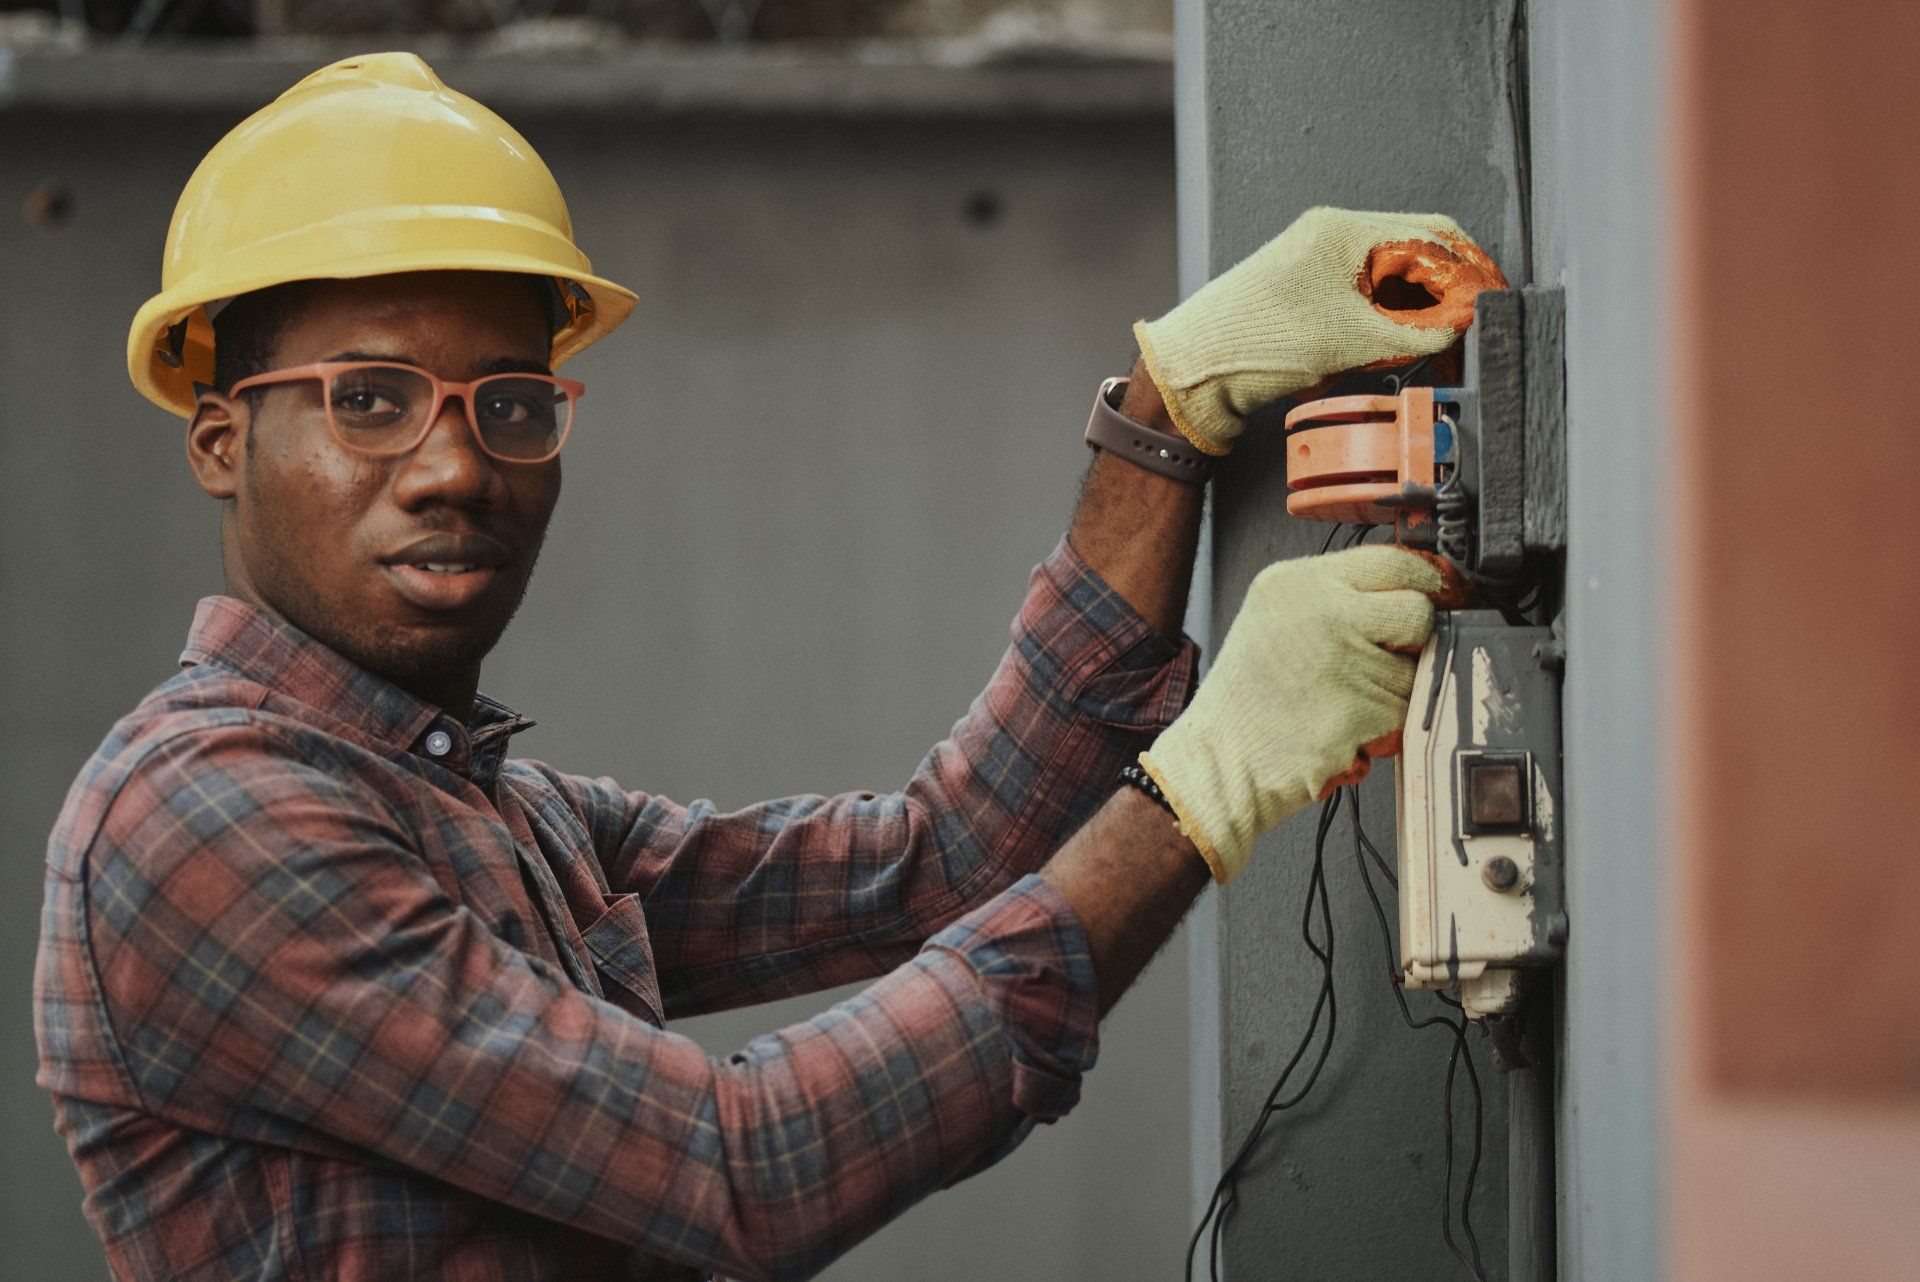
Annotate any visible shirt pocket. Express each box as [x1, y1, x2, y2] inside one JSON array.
[[581, 892, 665, 1028]]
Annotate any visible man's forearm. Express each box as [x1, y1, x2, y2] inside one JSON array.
[[1040, 787, 1210, 1014], [1067, 359, 1206, 639], [1051, 358, 1211, 1012]]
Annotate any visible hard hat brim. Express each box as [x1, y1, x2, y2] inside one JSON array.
[[129, 252, 637, 419]]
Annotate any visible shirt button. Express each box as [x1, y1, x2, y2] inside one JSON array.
[[424, 730, 454, 758]]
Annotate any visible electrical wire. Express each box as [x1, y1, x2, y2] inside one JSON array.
[[1352, 803, 1396, 889], [1208, 790, 1339, 1280], [1504, 0, 1535, 285], [1432, 447, 1480, 575], [1346, 787, 1488, 1281], [1182, 783, 1489, 1280], [1383, 355, 1435, 393], [1185, 791, 1343, 1282]]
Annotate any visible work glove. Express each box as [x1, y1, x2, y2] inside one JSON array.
[[1139, 546, 1445, 883], [1133, 207, 1507, 456]]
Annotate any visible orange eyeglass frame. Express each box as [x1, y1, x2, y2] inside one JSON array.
[[227, 360, 588, 464]]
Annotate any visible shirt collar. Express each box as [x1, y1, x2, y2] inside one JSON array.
[[179, 596, 536, 780]]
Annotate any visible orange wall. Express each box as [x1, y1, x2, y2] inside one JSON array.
[[1670, 0, 1920, 1275]]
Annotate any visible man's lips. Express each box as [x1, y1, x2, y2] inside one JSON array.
[[380, 562, 501, 611], [379, 533, 511, 612]]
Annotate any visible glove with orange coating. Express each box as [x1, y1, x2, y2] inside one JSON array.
[[1133, 207, 1507, 457], [1139, 546, 1445, 883]]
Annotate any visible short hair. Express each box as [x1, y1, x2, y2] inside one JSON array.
[[211, 280, 311, 399]]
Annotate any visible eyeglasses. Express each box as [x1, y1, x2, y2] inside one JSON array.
[[228, 361, 586, 463]]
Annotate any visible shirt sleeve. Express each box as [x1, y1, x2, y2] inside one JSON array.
[[530, 537, 1197, 1019], [83, 721, 1100, 1282]]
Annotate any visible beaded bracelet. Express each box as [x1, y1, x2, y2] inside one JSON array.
[[1118, 762, 1177, 815]]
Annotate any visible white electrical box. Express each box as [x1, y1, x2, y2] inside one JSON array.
[[1396, 610, 1564, 1019]]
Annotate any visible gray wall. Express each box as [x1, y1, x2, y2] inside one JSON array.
[[1525, 1, 1667, 1276], [0, 98, 1192, 1279], [1185, 0, 1528, 1276]]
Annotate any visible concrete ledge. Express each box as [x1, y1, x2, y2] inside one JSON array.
[[0, 39, 1174, 118]]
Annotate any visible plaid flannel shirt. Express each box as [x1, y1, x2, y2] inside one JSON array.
[[36, 538, 1196, 1282]]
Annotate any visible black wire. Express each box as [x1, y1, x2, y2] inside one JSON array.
[[1443, 1031, 1488, 1280], [1504, 0, 1535, 285], [1384, 355, 1436, 393], [1207, 793, 1339, 1280], [1185, 792, 1343, 1282], [1352, 802, 1397, 889], [1181, 782, 1490, 1281], [1319, 522, 1382, 555], [1346, 786, 1488, 1281]]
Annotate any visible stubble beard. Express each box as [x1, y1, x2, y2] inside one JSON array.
[[239, 470, 544, 709], [271, 561, 536, 709]]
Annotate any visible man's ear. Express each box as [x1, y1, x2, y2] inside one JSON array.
[[186, 393, 244, 501]]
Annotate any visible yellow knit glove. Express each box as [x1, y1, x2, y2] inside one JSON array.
[[1133, 207, 1507, 456], [1140, 547, 1445, 883]]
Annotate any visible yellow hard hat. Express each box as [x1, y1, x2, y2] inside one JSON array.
[[128, 52, 637, 417]]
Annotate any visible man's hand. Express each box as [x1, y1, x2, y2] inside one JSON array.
[[1036, 547, 1441, 1013], [1133, 207, 1507, 456], [1140, 546, 1445, 883]]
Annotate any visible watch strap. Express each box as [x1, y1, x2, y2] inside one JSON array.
[[1084, 376, 1214, 484]]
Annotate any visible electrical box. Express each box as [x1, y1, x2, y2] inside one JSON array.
[[1397, 611, 1565, 1019]]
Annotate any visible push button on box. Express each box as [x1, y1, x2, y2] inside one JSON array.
[[1459, 752, 1531, 834]]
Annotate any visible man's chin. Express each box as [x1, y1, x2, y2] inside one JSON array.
[[362, 624, 501, 687], [257, 574, 531, 709], [297, 611, 508, 712]]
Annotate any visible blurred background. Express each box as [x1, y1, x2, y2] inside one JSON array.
[[0, 0, 1169, 44], [0, 1, 1185, 1277]]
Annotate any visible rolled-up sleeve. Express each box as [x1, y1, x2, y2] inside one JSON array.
[[536, 537, 1197, 1018], [82, 722, 1099, 1282]]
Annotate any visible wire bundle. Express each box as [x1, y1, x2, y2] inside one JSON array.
[[1185, 792, 1346, 1281], [1349, 790, 1489, 1280], [1183, 781, 1489, 1281]]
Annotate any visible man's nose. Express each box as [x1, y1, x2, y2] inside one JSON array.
[[391, 394, 504, 511]]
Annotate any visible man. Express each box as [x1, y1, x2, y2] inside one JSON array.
[[35, 52, 1502, 1281]]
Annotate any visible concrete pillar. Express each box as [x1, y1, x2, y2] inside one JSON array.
[[1181, 1, 1528, 1276], [1523, 1, 1668, 1276]]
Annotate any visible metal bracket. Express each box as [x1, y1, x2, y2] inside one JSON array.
[[1457, 287, 1567, 578]]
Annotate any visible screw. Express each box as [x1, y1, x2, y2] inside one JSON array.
[[22, 178, 72, 232], [1482, 856, 1520, 892], [962, 189, 1002, 228]]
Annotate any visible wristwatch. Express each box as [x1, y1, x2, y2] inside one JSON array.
[[1083, 376, 1214, 484]]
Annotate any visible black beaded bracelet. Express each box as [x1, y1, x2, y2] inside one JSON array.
[[1118, 762, 1176, 815]]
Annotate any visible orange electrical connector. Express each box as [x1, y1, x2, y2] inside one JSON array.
[[1283, 386, 1445, 542]]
